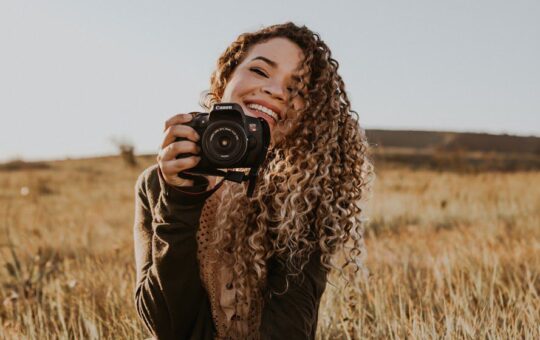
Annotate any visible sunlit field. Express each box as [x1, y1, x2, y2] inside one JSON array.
[[1, 155, 539, 339]]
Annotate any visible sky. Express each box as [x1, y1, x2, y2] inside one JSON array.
[[1, 0, 539, 162]]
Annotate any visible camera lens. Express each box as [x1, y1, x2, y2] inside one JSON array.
[[202, 121, 247, 166], [219, 136, 231, 148]]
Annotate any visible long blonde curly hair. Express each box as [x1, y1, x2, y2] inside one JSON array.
[[200, 22, 373, 332]]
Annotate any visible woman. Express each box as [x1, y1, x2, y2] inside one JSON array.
[[133, 22, 373, 339]]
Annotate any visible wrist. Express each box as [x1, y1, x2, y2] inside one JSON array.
[[157, 166, 209, 203]]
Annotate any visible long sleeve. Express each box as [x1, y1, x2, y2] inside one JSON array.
[[260, 251, 328, 339], [133, 164, 215, 340]]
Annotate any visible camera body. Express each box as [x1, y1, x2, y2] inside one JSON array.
[[175, 103, 271, 177]]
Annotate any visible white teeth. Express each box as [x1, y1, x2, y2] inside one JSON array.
[[246, 103, 279, 121]]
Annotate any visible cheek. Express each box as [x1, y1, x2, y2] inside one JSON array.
[[292, 97, 305, 111], [221, 76, 244, 101], [221, 84, 233, 101]]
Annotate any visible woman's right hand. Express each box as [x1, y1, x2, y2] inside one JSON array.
[[157, 113, 202, 187]]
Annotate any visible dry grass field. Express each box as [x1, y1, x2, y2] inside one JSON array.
[[0, 155, 539, 339]]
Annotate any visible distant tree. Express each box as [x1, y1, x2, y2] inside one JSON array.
[[110, 136, 137, 167]]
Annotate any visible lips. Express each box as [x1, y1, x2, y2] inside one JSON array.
[[242, 101, 278, 127], [245, 100, 281, 117]]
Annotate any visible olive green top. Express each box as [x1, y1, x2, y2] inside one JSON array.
[[133, 164, 328, 339]]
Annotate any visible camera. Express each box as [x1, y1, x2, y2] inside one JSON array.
[[175, 102, 271, 178]]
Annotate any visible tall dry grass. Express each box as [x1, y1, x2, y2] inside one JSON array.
[[0, 155, 538, 339]]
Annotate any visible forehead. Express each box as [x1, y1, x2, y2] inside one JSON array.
[[242, 37, 304, 73]]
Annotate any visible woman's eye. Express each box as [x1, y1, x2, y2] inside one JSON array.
[[249, 67, 268, 78]]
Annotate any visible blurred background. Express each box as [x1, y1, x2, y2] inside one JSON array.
[[1, 0, 538, 164], [1, 1, 539, 339]]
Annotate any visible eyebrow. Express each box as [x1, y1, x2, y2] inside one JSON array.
[[250, 56, 277, 68]]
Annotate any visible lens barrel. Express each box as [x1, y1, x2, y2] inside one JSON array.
[[202, 120, 247, 166]]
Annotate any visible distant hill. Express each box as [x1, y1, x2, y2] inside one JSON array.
[[1, 129, 539, 173], [365, 129, 540, 154], [363, 129, 540, 172]]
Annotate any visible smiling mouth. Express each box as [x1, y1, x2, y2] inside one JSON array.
[[243, 103, 280, 124]]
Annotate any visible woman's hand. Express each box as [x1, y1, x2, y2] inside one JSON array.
[[157, 113, 202, 187]]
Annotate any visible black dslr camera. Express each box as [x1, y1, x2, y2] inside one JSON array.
[[175, 103, 271, 196]]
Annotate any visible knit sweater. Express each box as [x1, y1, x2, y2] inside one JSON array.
[[133, 164, 328, 339]]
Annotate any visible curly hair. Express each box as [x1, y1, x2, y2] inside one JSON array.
[[200, 22, 374, 335]]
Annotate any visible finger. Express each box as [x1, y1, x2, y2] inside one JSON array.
[[163, 113, 194, 132], [159, 162, 194, 187], [161, 156, 201, 175], [161, 140, 201, 162], [161, 124, 200, 149]]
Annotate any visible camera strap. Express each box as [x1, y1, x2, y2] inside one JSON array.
[[205, 169, 259, 197], [179, 168, 259, 198]]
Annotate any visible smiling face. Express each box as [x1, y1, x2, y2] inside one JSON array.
[[220, 37, 305, 137]]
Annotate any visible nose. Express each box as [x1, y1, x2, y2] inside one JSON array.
[[261, 82, 285, 102]]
